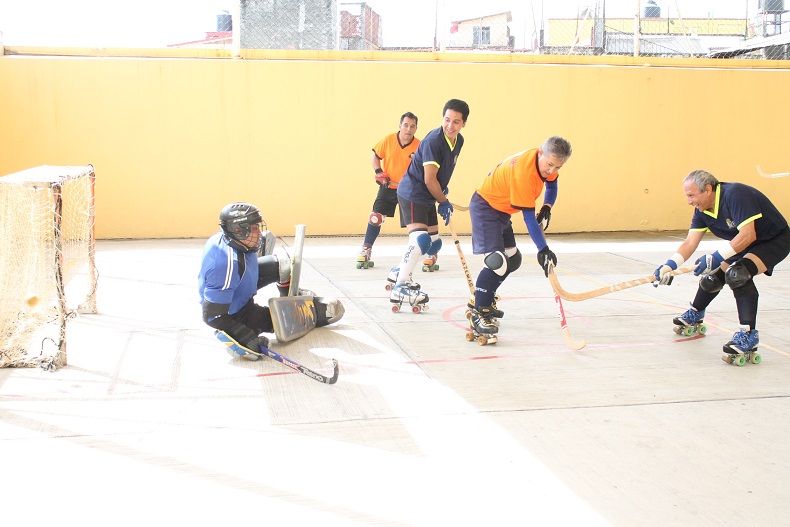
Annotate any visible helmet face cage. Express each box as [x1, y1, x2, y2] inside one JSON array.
[[220, 203, 264, 243]]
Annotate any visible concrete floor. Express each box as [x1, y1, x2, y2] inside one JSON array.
[[1, 232, 789, 526]]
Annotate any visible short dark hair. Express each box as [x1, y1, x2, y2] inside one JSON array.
[[400, 112, 418, 125], [443, 99, 470, 122]]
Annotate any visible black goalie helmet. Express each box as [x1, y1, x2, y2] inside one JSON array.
[[219, 202, 264, 246]]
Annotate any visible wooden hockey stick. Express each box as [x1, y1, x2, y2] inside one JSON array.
[[554, 292, 586, 351], [756, 165, 790, 179], [446, 218, 475, 295], [548, 265, 694, 302], [450, 201, 469, 212]]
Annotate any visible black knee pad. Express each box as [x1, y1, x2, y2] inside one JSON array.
[[725, 259, 756, 291], [484, 251, 508, 277], [507, 249, 522, 273], [699, 270, 725, 293]]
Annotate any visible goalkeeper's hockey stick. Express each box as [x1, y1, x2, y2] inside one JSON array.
[[756, 165, 790, 179], [216, 331, 339, 385], [261, 345, 339, 385], [548, 266, 693, 302]]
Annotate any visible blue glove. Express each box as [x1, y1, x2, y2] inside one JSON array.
[[693, 251, 724, 276], [437, 201, 453, 226], [653, 259, 678, 287]]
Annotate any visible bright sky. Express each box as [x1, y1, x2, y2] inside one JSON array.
[[0, 0, 757, 48]]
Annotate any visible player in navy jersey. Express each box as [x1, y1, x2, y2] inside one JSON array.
[[653, 170, 790, 363], [388, 98, 470, 311], [198, 202, 342, 360]]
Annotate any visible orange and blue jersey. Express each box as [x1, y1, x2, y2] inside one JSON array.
[[690, 182, 787, 240], [372, 132, 420, 189], [476, 148, 557, 215]]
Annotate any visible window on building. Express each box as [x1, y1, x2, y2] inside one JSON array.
[[472, 26, 491, 47]]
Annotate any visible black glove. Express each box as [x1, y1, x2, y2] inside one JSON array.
[[537, 246, 557, 277], [246, 335, 269, 353], [536, 205, 552, 231]]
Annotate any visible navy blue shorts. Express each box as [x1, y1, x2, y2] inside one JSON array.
[[470, 192, 517, 254], [729, 226, 790, 276], [398, 196, 437, 228]]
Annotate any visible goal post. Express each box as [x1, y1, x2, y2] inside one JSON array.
[[0, 165, 97, 370]]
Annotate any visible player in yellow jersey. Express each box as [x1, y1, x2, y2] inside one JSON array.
[[467, 136, 572, 337], [356, 112, 420, 269]]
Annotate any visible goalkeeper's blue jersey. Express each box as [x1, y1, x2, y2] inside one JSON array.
[[198, 232, 258, 315]]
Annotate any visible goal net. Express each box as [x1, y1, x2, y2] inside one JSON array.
[[0, 165, 97, 370]]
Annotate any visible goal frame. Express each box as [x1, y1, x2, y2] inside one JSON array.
[[0, 165, 97, 369]]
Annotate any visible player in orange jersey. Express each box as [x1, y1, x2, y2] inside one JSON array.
[[356, 112, 420, 269], [467, 136, 572, 336]]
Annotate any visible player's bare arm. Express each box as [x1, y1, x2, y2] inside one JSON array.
[[423, 163, 446, 202], [730, 221, 758, 253], [676, 229, 705, 261]]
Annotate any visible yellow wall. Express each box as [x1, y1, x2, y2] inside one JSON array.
[[1, 50, 789, 239]]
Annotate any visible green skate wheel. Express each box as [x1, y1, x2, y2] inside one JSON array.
[[750, 352, 762, 365], [355, 262, 363, 269], [697, 324, 707, 335], [682, 326, 695, 337], [422, 265, 429, 272], [433, 264, 439, 271], [733, 354, 746, 367], [368, 261, 374, 268]]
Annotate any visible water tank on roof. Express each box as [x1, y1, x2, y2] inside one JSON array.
[[217, 11, 232, 31], [759, 0, 784, 13], [644, 0, 660, 18]]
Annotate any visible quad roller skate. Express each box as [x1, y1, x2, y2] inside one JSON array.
[[355, 246, 374, 269], [465, 306, 499, 345], [722, 327, 761, 367], [672, 306, 707, 337], [422, 254, 439, 272], [389, 283, 429, 313], [385, 266, 420, 292], [466, 296, 503, 326]]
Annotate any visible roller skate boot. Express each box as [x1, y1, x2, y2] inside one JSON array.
[[466, 295, 503, 325], [389, 283, 429, 313], [355, 246, 374, 269], [422, 254, 439, 272], [722, 326, 761, 366], [672, 305, 707, 337], [465, 306, 499, 345], [385, 266, 420, 292]]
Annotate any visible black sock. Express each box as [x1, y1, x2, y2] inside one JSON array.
[[733, 280, 759, 331]]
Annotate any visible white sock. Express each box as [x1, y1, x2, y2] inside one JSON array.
[[396, 231, 426, 285]]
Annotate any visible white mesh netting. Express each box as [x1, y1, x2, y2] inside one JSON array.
[[0, 165, 97, 369]]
